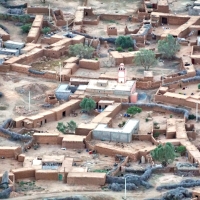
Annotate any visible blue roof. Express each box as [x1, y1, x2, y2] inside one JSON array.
[[55, 84, 69, 93]]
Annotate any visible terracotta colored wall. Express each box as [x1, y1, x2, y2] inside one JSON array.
[[0, 64, 10, 72], [111, 156, 129, 176], [0, 147, 22, 158], [100, 14, 128, 21], [27, 27, 41, 43], [27, 7, 50, 14], [67, 172, 106, 186], [33, 134, 59, 145], [11, 64, 31, 74], [107, 27, 117, 35], [75, 128, 92, 136], [94, 144, 139, 160], [79, 59, 100, 70], [11, 168, 35, 180], [168, 16, 190, 25], [35, 170, 58, 180], [83, 16, 100, 25], [62, 141, 85, 149]]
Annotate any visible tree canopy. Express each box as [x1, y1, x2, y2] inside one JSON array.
[[134, 49, 157, 71], [41, 27, 51, 34], [69, 44, 94, 59], [66, 120, 77, 133], [158, 34, 180, 60], [80, 97, 96, 113], [56, 120, 77, 134], [127, 106, 142, 117], [151, 142, 175, 166], [21, 24, 31, 33], [115, 36, 134, 49]]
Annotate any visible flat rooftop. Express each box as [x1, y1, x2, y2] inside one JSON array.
[[86, 79, 135, 92], [94, 119, 139, 134], [62, 135, 86, 142]]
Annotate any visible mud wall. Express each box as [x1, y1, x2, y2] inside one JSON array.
[[33, 134, 59, 145], [11, 168, 35, 180], [0, 147, 22, 158], [79, 59, 100, 70], [35, 170, 58, 180], [62, 140, 85, 149], [67, 172, 106, 186]]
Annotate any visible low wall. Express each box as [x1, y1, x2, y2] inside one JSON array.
[[111, 156, 129, 176], [62, 140, 85, 149], [11, 63, 31, 74], [67, 172, 106, 186], [0, 147, 22, 158], [33, 133, 59, 145], [121, 103, 188, 119], [100, 14, 128, 21], [11, 168, 35, 180], [35, 170, 58, 180], [79, 59, 100, 70]]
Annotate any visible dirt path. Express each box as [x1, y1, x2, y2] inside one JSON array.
[[10, 190, 161, 200]]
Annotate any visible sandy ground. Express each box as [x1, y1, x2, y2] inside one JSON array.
[[112, 109, 183, 134], [88, 0, 140, 15], [72, 60, 180, 80], [175, 83, 200, 97], [0, 72, 58, 124], [8, 174, 200, 199]]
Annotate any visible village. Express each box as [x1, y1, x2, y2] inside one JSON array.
[[1, 0, 200, 199]]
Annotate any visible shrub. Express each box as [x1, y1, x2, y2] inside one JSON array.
[[127, 106, 142, 117], [153, 122, 159, 126], [115, 35, 134, 48], [175, 145, 186, 155], [198, 84, 200, 89], [21, 23, 31, 33], [41, 27, 51, 34], [69, 43, 94, 59], [146, 118, 149, 122], [151, 142, 175, 166], [128, 47, 133, 51], [158, 34, 180, 60], [170, 114, 173, 118], [122, 121, 126, 126], [134, 49, 157, 71], [116, 47, 123, 52], [153, 132, 160, 138], [188, 114, 196, 120]]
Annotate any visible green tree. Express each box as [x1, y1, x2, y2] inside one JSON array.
[[127, 106, 142, 117], [80, 97, 96, 113], [134, 49, 157, 71], [41, 27, 51, 34], [115, 36, 134, 49], [66, 120, 77, 133], [151, 142, 175, 166], [56, 122, 67, 134], [69, 44, 95, 59], [175, 145, 186, 156], [158, 34, 180, 60], [21, 23, 31, 33]]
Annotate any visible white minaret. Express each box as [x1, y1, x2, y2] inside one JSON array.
[[118, 63, 126, 83]]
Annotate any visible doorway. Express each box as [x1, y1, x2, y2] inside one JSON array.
[[161, 17, 168, 24], [62, 111, 66, 117], [45, 119, 47, 123], [198, 30, 200, 36]]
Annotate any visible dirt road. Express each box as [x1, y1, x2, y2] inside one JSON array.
[[10, 190, 162, 200]]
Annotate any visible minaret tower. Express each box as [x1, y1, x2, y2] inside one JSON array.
[[118, 63, 126, 83]]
